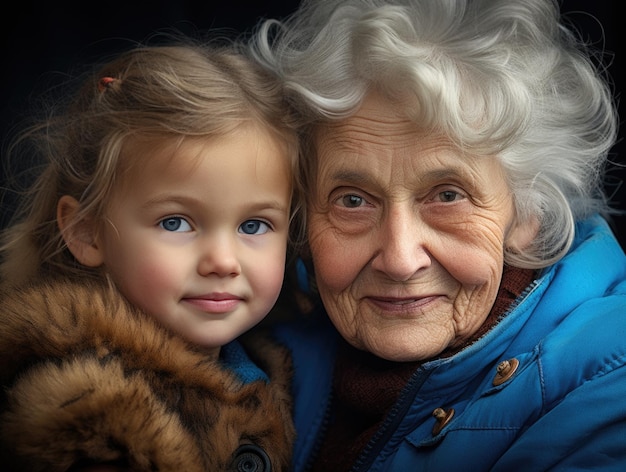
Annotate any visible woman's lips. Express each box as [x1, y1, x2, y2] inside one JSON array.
[[364, 295, 442, 314]]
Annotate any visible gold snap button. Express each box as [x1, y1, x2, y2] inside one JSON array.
[[432, 407, 455, 435], [493, 358, 520, 386]]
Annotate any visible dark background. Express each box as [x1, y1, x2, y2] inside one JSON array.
[[1, 1, 624, 247]]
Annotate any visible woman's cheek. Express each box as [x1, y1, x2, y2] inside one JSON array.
[[433, 218, 507, 285], [309, 226, 365, 296], [310, 235, 347, 293]]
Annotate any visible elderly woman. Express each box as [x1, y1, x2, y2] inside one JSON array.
[[251, 0, 626, 470]]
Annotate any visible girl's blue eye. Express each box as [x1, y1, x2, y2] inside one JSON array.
[[159, 217, 192, 232], [239, 219, 270, 235]]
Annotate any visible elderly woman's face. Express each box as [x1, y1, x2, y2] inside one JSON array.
[[308, 92, 533, 361]]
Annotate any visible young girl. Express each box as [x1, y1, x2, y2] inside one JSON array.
[[0, 39, 301, 471]]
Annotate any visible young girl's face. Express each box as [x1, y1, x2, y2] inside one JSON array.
[[96, 124, 292, 352]]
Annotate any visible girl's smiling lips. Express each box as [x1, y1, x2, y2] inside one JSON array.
[[183, 293, 244, 314]]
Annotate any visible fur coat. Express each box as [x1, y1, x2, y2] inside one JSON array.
[[0, 277, 294, 471]]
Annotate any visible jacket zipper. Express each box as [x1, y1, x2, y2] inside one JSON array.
[[302, 388, 334, 472]]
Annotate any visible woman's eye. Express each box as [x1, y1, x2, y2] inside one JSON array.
[[437, 190, 463, 203], [338, 194, 365, 208], [159, 217, 192, 232], [239, 219, 271, 235]]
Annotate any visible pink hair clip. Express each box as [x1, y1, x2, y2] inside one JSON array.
[[97, 77, 117, 92]]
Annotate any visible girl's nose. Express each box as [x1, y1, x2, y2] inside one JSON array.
[[197, 233, 241, 277]]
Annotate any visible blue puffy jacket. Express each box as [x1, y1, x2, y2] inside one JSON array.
[[275, 215, 626, 471]]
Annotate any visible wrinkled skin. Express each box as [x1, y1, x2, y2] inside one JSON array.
[[308, 92, 535, 362]]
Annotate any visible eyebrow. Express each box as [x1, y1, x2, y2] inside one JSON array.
[[244, 200, 290, 213], [329, 170, 372, 185], [141, 194, 289, 213], [140, 194, 200, 210], [419, 168, 469, 182], [329, 167, 470, 185]]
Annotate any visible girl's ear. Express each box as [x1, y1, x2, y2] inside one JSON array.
[[57, 195, 104, 267]]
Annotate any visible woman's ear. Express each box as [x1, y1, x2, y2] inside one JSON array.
[[57, 195, 104, 267], [506, 216, 539, 253]]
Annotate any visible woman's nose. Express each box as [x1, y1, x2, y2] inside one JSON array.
[[197, 233, 241, 277], [371, 207, 432, 281]]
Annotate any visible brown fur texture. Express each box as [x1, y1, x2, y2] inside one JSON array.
[[0, 278, 294, 471]]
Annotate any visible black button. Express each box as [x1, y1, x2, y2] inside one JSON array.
[[229, 444, 271, 472]]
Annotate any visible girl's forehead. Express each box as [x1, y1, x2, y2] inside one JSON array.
[[118, 126, 291, 176]]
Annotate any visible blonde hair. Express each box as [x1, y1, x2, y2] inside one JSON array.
[[1, 38, 301, 285]]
